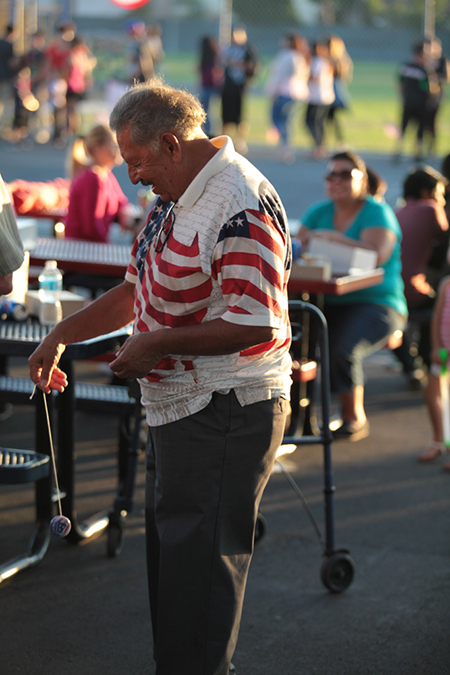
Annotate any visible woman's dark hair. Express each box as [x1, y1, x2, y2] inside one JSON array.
[[403, 165, 447, 199], [285, 33, 301, 50], [329, 151, 368, 178], [200, 36, 217, 68], [328, 151, 368, 198], [412, 40, 425, 56], [366, 166, 387, 198]]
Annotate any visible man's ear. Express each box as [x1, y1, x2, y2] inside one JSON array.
[[160, 133, 182, 162]]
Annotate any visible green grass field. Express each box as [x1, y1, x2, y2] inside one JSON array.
[[94, 51, 450, 157]]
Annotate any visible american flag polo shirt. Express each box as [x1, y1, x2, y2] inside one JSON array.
[[125, 136, 293, 427]]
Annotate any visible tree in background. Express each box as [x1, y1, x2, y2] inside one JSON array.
[[312, 0, 450, 29]]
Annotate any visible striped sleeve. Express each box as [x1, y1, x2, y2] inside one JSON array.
[[211, 206, 289, 328]]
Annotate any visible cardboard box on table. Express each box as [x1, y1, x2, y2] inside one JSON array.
[[290, 255, 332, 281], [307, 238, 378, 276], [26, 290, 87, 319]]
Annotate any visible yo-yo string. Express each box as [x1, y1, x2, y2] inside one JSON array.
[[30, 384, 63, 517]]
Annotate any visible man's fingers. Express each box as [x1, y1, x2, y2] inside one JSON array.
[[31, 365, 67, 393], [39, 365, 53, 390]]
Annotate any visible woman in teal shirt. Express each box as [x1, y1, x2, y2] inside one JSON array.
[[297, 151, 407, 441]]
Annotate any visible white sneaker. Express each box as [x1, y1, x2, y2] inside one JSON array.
[[230, 664, 236, 673]]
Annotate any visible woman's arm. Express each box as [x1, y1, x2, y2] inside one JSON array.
[[359, 226, 397, 265], [298, 226, 396, 265]]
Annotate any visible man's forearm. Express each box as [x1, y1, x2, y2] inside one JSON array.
[[109, 318, 277, 380], [157, 318, 275, 356], [53, 281, 135, 346], [29, 281, 136, 391]]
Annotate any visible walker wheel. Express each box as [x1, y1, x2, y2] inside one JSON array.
[[320, 551, 355, 593], [107, 515, 125, 558], [254, 513, 267, 545]]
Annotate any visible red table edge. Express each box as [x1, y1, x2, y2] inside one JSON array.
[[29, 257, 128, 277], [288, 268, 385, 296]]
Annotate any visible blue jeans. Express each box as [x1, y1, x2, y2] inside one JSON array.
[[323, 303, 406, 392], [271, 95, 294, 146]]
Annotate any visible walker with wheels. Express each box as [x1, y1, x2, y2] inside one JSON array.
[[107, 300, 356, 593], [254, 300, 355, 594]]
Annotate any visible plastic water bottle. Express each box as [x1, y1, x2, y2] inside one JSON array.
[[38, 260, 63, 326]]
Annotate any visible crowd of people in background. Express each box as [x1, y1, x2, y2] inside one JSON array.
[[195, 29, 449, 167], [197, 28, 354, 162], [0, 18, 169, 149], [1, 20, 449, 165], [0, 21, 96, 147]]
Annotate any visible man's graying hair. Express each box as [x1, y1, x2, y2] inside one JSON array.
[[109, 80, 206, 147]]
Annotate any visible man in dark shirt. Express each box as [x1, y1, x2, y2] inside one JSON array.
[[423, 37, 450, 156], [221, 27, 258, 154], [393, 166, 448, 387], [393, 41, 430, 162], [0, 25, 16, 131]]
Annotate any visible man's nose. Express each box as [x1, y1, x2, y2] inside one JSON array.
[[128, 166, 139, 184]]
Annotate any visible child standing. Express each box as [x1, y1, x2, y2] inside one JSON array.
[[419, 275, 450, 469]]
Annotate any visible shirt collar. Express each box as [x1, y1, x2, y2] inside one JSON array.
[[177, 136, 236, 209]]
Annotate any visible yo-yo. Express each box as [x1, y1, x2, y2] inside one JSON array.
[[51, 515, 72, 537]]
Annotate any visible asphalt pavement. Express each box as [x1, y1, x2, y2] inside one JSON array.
[[1, 138, 450, 675], [0, 132, 446, 219]]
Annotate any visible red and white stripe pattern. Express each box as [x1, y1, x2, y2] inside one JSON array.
[[212, 206, 290, 357], [125, 140, 292, 425]]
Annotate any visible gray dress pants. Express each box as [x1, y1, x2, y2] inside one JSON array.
[[145, 390, 288, 675]]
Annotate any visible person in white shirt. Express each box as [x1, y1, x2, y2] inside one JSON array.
[[265, 33, 310, 162], [305, 39, 335, 159]]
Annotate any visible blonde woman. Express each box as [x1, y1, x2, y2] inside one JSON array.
[[64, 124, 131, 242]]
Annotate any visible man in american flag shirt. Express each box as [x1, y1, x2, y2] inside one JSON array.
[[29, 82, 293, 675]]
